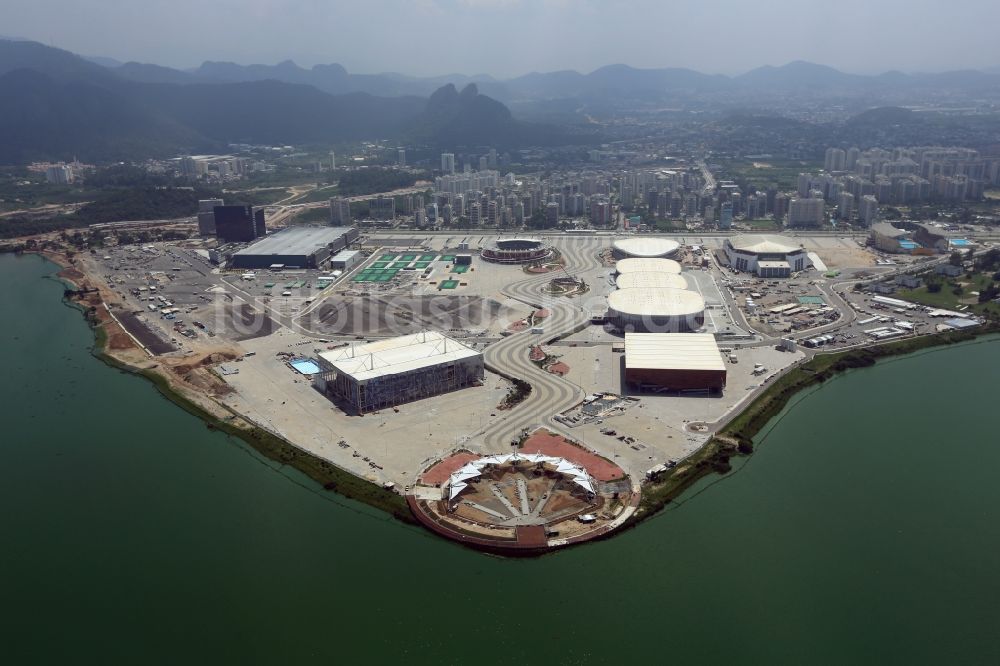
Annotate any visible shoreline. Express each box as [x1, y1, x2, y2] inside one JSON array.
[[20, 247, 1000, 551], [630, 326, 999, 527], [30, 249, 418, 525]]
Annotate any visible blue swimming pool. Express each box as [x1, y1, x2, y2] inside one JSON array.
[[290, 359, 321, 375]]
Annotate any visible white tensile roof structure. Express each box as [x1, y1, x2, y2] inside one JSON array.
[[624, 332, 726, 372], [728, 234, 802, 254], [446, 453, 597, 501], [318, 331, 480, 382]]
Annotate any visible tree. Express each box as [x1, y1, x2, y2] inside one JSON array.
[[949, 251, 964, 267]]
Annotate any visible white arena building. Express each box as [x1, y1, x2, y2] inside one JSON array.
[[724, 234, 811, 278], [612, 238, 681, 259], [615, 272, 688, 290], [314, 331, 484, 414], [614, 257, 682, 275], [607, 287, 705, 333]]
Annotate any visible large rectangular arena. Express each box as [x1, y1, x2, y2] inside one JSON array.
[[314, 331, 484, 414], [623, 333, 727, 392], [230, 226, 359, 269]]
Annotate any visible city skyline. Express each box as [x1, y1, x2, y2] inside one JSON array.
[[4, 0, 999, 78]]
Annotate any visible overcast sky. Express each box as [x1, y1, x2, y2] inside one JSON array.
[[5, 0, 998, 77]]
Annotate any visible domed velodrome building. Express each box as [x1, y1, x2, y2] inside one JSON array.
[[723, 234, 811, 278], [606, 287, 705, 333], [613, 257, 682, 275], [614, 272, 688, 290], [612, 238, 680, 259]]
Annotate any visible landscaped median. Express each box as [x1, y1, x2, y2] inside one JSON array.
[[632, 325, 1000, 523]]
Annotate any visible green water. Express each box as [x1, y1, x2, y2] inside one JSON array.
[[2, 253, 999, 665]]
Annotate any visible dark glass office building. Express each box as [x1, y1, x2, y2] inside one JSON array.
[[214, 205, 266, 243]]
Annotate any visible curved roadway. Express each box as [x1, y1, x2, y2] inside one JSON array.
[[480, 238, 602, 448]]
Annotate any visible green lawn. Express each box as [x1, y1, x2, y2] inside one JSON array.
[[898, 271, 1000, 317], [744, 219, 780, 230]]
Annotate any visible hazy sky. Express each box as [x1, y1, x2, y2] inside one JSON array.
[[5, 0, 999, 77]]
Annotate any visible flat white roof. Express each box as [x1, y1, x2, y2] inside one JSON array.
[[318, 331, 481, 382], [234, 226, 354, 257], [331, 249, 360, 261], [758, 260, 791, 269], [624, 333, 726, 372]]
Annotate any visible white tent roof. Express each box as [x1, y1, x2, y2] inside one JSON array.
[[446, 453, 597, 501]]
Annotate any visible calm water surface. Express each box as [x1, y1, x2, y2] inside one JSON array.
[[1, 253, 998, 664]]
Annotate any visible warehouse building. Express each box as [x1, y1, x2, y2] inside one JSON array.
[[230, 226, 359, 269], [607, 287, 705, 332], [314, 331, 484, 414], [330, 249, 362, 272], [623, 333, 726, 393], [724, 234, 811, 277]]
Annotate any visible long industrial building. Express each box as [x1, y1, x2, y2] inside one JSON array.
[[314, 331, 484, 414], [623, 333, 727, 392], [230, 226, 359, 269]]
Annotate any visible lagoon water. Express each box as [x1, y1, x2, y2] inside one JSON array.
[[2, 253, 999, 664]]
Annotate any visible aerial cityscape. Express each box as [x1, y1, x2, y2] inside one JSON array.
[[1, 0, 999, 662]]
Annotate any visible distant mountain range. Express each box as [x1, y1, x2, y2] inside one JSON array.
[[4, 38, 1000, 164], [97, 54, 1000, 102], [0, 40, 576, 163]]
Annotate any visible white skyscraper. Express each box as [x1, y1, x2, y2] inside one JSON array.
[[441, 153, 455, 174]]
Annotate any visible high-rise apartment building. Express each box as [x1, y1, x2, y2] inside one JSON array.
[[787, 197, 825, 227], [329, 197, 352, 225]]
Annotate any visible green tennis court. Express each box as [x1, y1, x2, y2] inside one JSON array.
[[372, 261, 390, 269], [400, 253, 418, 262], [379, 253, 397, 260], [413, 261, 431, 269], [419, 254, 437, 262], [439, 279, 459, 290], [440, 255, 455, 262], [450, 264, 470, 274]]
